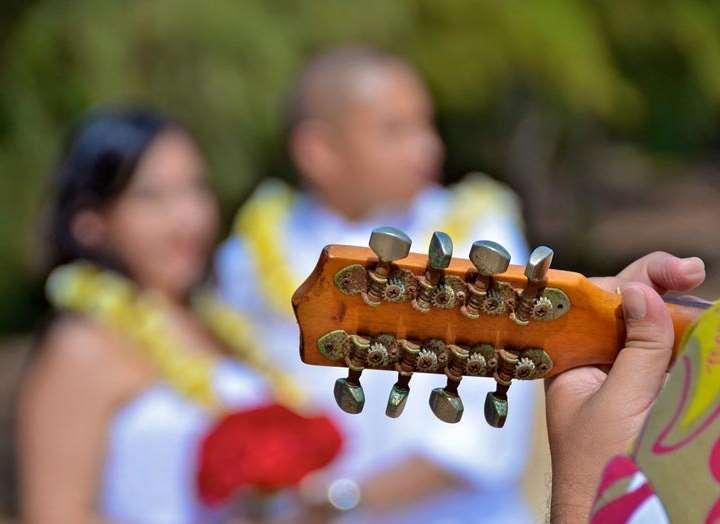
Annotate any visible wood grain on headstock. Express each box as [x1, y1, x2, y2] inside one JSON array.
[[292, 245, 701, 378]]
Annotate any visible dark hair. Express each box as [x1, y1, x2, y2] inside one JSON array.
[[45, 107, 182, 272]]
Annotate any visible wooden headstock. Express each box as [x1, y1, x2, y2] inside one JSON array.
[[292, 229, 703, 427]]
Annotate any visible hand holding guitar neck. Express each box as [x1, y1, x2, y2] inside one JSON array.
[[292, 227, 709, 428], [546, 255, 706, 523]]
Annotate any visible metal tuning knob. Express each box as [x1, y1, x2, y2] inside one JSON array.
[[334, 335, 371, 414], [461, 240, 511, 318], [362, 226, 412, 307], [484, 348, 517, 428], [412, 231, 453, 313], [385, 339, 420, 418], [429, 344, 467, 423], [511, 245, 554, 325]]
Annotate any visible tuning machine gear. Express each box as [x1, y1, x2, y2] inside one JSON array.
[[429, 344, 467, 423], [385, 339, 420, 418], [333, 335, 371, 414], [412, 232, 453, 313], [514, 357, 536, 379], [484, 348, 516, 428], [462, 240, 512, 319], [531, 295, 553, 320], [362, 227, 412, 307], [511, 245, 554, 325], [366, 342, 389, 367], [483, 346, 554, 427], [465, 343, 497, 376], [383, 274, 407, 302]]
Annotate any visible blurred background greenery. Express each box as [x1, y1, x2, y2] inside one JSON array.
[[2, 0, 720, 335]]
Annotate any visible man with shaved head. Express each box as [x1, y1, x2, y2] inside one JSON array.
[[284, 47, 442, 222], [216, 46, 535, 522]]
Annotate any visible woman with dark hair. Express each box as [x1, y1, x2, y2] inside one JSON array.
[[17, 108, 341, 523]]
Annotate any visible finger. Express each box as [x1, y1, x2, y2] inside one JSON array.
[[618, 252, 705, 292], [598, 283, 674, 414], [590, 252, 705, 295]]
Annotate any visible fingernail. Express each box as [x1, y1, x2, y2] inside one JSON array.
[[679, 257, 705, 279], [622, 286, 647, 320]]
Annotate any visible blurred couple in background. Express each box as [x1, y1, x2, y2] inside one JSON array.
[[15, 41, 718, 524], [17, 47, 538, 523]]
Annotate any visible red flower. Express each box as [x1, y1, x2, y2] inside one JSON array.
[[197, 404, 344, 505]]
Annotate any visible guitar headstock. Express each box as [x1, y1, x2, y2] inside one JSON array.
[[292, 228, 673, 427]]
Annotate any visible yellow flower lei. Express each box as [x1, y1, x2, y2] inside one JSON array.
[[235, 174, 523, 318], [46, 263, 305, 412]]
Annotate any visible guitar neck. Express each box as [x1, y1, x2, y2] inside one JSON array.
[[665, 295, 710, 352]]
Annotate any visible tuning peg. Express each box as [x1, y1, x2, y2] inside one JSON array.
[[369, 226, 413, 262], [334, 372, 365, 415], [511, 245, 554, 325], [386, 376, 411, 418], [483, 347, 552, 427], [385, 339, 420, 418], [484, 348, 517, 428], [427, 231, 453, 270], [412, 232, 453, 312], [461, 240, 511, 318], [362, 226, 412, 307], [469, 240, 512, 276], [429, 344, 466, 423], [334, 335, 370, 414], [484, 385, 510, 428], [525, 245, 553, 282]]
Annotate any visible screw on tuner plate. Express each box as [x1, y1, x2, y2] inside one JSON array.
[[511, 245, 554, 325], [461, 240, 512, 318], [412, 232, 453, 313], [362, 227, 412, 307]]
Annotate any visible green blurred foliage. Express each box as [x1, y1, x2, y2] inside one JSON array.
[[1, 0, 720, 334]]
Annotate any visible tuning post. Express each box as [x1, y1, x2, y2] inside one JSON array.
[[362, 227, 412, 307], [385, 339, 420, 418], [462, 240, 512, 318], [412, 231, 453, 313], [511, 245, 554, 325], [333, 335, 370, 414], [429, 344, 467, 423]]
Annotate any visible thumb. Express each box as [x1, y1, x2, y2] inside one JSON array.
[[598, 283, 674, 414]]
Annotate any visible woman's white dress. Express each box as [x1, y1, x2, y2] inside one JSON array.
[[101, 359, 266, 523]]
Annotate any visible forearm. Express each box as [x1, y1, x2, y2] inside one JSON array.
[[549, 464, 600, 523]]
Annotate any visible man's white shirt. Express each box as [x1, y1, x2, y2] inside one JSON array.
[[216, 179, 537, 523]]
